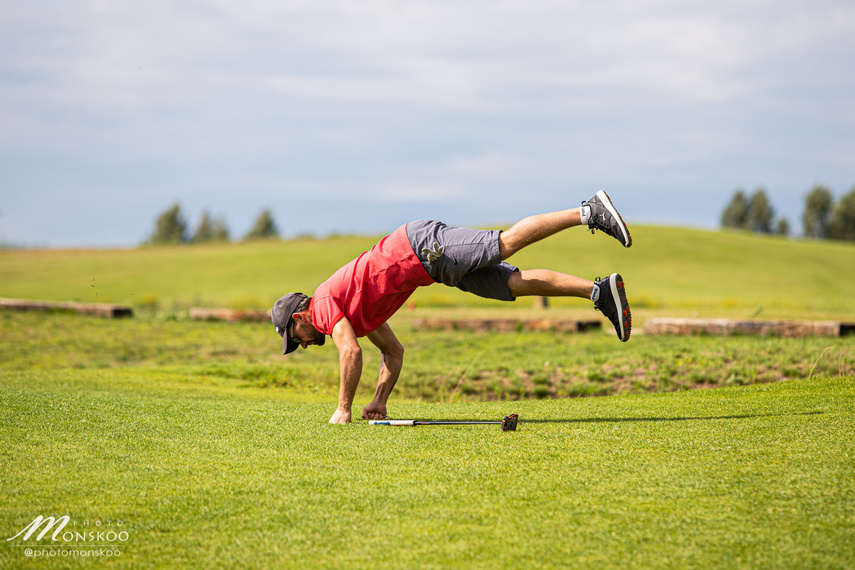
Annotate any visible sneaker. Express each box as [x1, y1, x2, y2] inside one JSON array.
[[594, 273, 631, 342], [583, 190, 632, 247]]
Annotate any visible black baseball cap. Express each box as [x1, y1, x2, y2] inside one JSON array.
[[271, 293, 309, 354]]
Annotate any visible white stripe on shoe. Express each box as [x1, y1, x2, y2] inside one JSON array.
[[596, 190, 631, 247], [608, 273, 625, 341]]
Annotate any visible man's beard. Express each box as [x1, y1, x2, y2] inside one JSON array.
[[314, 331, 326, 346]]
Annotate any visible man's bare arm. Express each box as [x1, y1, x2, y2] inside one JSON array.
[[363, 322, 404, 420], [329, 317, 362, 424]]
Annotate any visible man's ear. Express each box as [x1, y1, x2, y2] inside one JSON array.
[[293, 310, 310, 324]]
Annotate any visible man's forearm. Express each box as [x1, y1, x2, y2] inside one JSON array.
[[329, 317, 363, 424], [373, 350, 402, 403], [360, 322, 404, 420], [337, 344, 363, 412]]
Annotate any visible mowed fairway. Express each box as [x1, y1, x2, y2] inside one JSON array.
[[2, 226, 855, 568], [1, 363, 853, 568]]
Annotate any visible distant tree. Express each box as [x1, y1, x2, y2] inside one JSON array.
[[803, 185, 834, 239], [775, 218, 790, 237], [193, 211, 215, 243], [828, 186, 855, 241], [150, 203, 188, 244], [244, 209, 280, 240], [721, 190, 749, 229], [193, 211, 230, 243], [210, 216, 230, 241], [746, 188, 774, 233]]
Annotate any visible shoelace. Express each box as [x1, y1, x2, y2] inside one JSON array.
[[591, 212, 609, 234], [582, 199, 609, 235]]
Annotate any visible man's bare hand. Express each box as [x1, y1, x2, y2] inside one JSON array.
[[361, 402, 387, 420], [329, 408, 352, 424]]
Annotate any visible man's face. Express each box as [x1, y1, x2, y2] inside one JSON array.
[[290, 316, 326, 349]]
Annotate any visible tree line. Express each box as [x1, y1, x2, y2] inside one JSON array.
[[148, 186, 855, 245], [146, 204, 279, 245], [722, 185, 855, 240]]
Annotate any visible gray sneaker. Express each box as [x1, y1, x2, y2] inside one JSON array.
[[583, 190, 632, 247], [594, 273, 631, 342]]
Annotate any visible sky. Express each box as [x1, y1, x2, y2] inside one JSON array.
[[1, 0, 854, 247]]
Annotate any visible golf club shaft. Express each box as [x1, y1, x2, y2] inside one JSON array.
[[369, 414, 518, 431], [415, 420, 501, 425], [369, 420, 500, 426], [369, 420, 500, 425]]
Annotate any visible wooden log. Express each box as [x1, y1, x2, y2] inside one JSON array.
[[643, 318, 849, 338], [0, 297, 133, 318], [411, 318, 601, 333]]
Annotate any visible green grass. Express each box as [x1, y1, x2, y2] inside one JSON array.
[[2, 227, 854, 567], [1, 365, 853, 568], [2, 311, 852, 401], [1, 311, 854, 568]]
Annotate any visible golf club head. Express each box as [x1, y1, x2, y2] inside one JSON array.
[[501, 414, 519, 432]]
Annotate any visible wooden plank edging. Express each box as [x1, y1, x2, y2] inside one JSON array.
[[0, 298, 133, 318], [643, 318, 852, 338], [411, 318, 602, 333]]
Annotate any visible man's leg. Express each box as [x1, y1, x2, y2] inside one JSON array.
[[508, 270, 631, 342], [506, 269, 592, 299], [498, 191, 632, 259], [498, 209, 582, 259]]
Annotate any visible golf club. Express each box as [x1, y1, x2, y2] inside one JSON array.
[[369, 413, 518, 431]]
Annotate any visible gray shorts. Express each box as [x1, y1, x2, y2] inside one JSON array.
[[406, 220, 518, 302]]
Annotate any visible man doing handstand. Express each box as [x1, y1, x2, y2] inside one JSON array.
[[272, 191, 632, 424]]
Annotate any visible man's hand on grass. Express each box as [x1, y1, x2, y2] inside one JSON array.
[[329, 408, 352, 424], [361, 402, 387, 420]]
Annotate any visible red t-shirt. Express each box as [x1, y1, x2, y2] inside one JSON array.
[[310, 224, 434, 337]]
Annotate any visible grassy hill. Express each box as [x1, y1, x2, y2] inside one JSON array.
[[2, 225, 853, 568], [2, 225, 854, 321]]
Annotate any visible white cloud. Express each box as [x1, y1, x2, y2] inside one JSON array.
[[1, 0, 854, 244]]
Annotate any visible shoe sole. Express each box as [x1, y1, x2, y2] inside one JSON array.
[[596, 190, 632, 248], [608, 273, 632, 342]]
